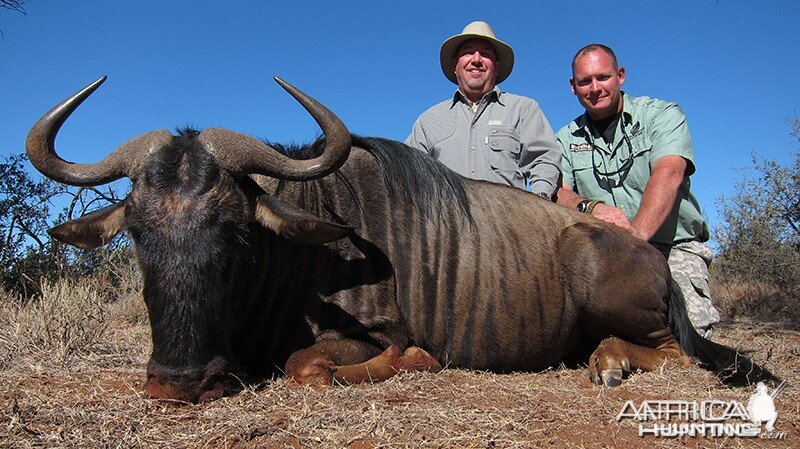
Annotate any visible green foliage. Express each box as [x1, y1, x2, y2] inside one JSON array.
[[0, 154, 68, 292], [714, 119, 800, 321], [0, 154, 131, 297]]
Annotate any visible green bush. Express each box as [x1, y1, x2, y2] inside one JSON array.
[[714, 119, 800, 323], [1, 153, 131, 297]]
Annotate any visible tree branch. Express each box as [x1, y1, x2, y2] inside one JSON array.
[[12, 215, 45, 251], [0, 1, 27, 14]]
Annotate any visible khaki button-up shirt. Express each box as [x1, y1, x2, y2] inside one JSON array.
[[406, 87, 561, 198]]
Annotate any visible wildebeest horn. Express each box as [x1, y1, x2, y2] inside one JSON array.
[[25, 76, 172, 186], [198, 77, 351, 180]]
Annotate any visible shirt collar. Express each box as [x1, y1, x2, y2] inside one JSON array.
[[450, 86, 503, 108], [572, 91, 634, 136]]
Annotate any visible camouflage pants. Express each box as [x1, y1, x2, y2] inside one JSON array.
[[654, 240, 720, 338]]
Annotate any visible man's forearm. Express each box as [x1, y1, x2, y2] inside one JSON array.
[[630, 180, 681, 241], [554, 184, 584, 209], [631, 155, 687, 241]]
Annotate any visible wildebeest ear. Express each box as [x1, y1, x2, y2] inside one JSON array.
[[255, 195, 352, 244], [48, 200, 127, 250]]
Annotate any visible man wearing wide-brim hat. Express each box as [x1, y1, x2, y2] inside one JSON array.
[[406, 21, 561, 199]]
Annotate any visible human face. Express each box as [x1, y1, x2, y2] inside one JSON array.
[[570, 50, 626, 120], [454, 39, 499, 103]]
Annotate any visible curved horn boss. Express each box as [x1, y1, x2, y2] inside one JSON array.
[[198, 77, 351, 180]]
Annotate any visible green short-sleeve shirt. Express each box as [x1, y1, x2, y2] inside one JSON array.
[[556, 93, 709, 245]]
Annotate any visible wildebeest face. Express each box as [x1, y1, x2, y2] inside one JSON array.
[[126, 136, 256, 403], [27, 76, 354, 403], [46, 134, 260, 402]]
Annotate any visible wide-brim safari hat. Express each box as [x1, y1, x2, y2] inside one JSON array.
[[440, 21, 514, 85]]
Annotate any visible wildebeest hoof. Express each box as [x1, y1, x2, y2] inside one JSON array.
[[600, 369, 624, 387], [395, 347, 442, 373], [588, 337, 634, 387], [285, 350, 336, 387]]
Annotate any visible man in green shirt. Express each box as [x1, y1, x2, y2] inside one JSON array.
[[555, 44, 719, 337]]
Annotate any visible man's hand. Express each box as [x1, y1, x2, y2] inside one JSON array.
[[591, 203, 638, 236], [556, 184, 645, 239]]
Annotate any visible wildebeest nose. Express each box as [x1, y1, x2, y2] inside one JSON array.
[[144, 357, 234, 404]]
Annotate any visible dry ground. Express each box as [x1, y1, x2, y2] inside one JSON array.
[[0, 283, 797, 448]]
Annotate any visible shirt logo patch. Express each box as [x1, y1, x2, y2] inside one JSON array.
[[488, 120, 502, 126], [569, 143, 593, 152]]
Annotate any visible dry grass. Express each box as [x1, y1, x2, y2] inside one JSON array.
[[0, 278, 797, 448], [712, 279, 799, 326]]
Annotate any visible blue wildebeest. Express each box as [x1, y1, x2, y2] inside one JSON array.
[[26, 77, 778, 403]]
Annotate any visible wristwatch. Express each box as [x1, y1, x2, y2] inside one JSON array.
[[577, 199, 603, 215], [576, 199, 592, 213]]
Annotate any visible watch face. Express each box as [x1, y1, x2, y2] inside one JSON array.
[[577, 200, 588, 213]]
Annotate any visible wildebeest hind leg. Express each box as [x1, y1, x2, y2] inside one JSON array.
[[285, 340, 441, 386], [588, 337, 689, 386]]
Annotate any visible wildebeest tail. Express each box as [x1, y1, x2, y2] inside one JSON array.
[[668, 279, 781, 386]]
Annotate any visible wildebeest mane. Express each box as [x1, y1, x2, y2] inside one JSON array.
[[264, 135, 472, 223]]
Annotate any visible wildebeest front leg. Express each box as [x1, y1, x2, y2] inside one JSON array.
[[588, 337, 689, 386], [285, 340, 441, 386]]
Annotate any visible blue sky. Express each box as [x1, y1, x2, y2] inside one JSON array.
[[1, 1, 798, 241]]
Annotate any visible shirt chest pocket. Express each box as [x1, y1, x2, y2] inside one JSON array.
[[488, 126, 521, 171], [628, 131, 651, 155], [623, 132, 653, 190], [568, 152, 595, 189]]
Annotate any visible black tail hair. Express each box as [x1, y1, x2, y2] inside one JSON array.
[[668, 279, 782, 386]]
